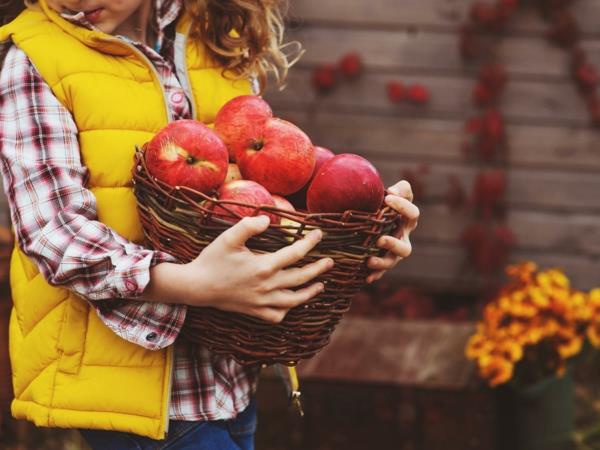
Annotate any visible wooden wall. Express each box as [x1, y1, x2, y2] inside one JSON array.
[[265, 0, 600, 292]]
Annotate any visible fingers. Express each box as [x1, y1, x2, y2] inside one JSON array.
[[266, 282, 325, 309], [387, 180, 413, 202], [219, 215, 271, 248], [252, 282, 325, 323], [263, 228, 323, 270], [367, 254, 400, 270], [384, 195, 420, 223], [377, 235, 412, 258], [270, 257, 334, 290], [366, 270, 385, 284]]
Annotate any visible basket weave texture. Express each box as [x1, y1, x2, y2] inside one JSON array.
[[132, 146, 401, 366]]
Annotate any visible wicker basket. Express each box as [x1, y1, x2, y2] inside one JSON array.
[[132, 145, 401, 366]]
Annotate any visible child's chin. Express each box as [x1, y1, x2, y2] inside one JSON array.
[[95, 22, 117, 35]]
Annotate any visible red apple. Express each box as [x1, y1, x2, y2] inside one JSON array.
[[287, 146, 335, 209], [225, 163, 242, 183], [214, 95, 273, 162], [145, 119, 228, 194], [307, 154, 385, 213], [214, 180, 279, 224], [235, 118, 316, 196], [272, 195, 296, 212]]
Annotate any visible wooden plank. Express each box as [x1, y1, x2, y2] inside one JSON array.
[[289, 0, 600, 35], [288, 27, 600, 80], [412, 204, 600, 257], [363, 158, 600, 213], [266, 68, 591, 127], [277, 110, 600, 172], [386, 242, 600, 291], [297, 317, 478, 389]]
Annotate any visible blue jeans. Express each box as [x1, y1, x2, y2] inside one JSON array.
[[79, 397, 257, 450]]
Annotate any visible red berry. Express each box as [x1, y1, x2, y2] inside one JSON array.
[[446, 175, 466, 211], [498, 0, 519, 19], [470, 2, 499, 26], [473, 169, 506, 218], [386, 81, 405, 103], [459, 25, 481, 60], [407, 84, 430, 104], [312, 64, 337, 93], [548, 11, 579, 47], [465, 116, 483, 133], [588, 95, 600, 127], [500, 0, 519, 10], [338, 52, 363, 79], [479, 63, 508, 92], [473, 82, 495, 106], [483, 109, 504, 141], [575, 62, 599, 91], [493, 224, 516, 246]]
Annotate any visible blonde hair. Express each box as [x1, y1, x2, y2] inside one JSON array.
[[184, 0, 302, 93], [1, 0, 303, 92]]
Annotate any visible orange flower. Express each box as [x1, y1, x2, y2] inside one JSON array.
[[557, 332, 583, 359], [479, 356, 514, 387], [465, 334, 493, 359], [587, 324, 600, 347], [496, 339, 523, 362], [466, 261, 594, 387], [520, 327, 544, 346]]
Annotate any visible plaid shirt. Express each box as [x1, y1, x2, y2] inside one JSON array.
[[0, 0, 259, 421]]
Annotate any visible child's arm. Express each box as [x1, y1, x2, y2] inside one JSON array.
[[141, 216, 331, 324], [0, 45, 185, 350], [0, 46, 177, 302]]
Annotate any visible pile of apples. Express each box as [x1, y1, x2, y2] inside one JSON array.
[[144, 95, 385, 222]]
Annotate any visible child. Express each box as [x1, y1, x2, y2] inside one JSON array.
[[0, 0, 420, 448]]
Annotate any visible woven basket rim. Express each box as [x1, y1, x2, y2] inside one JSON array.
[[133, 144, 399, 224]]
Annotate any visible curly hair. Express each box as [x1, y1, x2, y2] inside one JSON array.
[[1, 0, 302, 93]]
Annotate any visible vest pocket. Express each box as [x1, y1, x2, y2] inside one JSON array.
[[56, 295, 89, 374]]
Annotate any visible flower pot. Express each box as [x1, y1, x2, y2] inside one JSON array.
[[497, 367, 574, 450]]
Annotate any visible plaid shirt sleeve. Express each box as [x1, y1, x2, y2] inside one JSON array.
[[0, 45, 186, 350]]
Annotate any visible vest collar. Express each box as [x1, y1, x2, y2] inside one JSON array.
[[33, 0, 190, 56]]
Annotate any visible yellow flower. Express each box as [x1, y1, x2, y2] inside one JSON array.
[[511, 291, 526, 303], [496, 340, 523, 363], [557, 335, 582, 359], [547, 269, 569, 289], [536, 272, 552, 291], [466, 261, 596, 385], [479, 356, 514, 387], [590, 289, 600, 306], [587, 325, 600, 347], [465, 334, 493, 360], [521, 327, 544, 345]]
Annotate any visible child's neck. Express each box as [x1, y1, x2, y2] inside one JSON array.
[[113, 0, 155, 47]]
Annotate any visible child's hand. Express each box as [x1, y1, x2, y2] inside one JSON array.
[[366, 180, 420, 284], [183, 215, 333, 323]]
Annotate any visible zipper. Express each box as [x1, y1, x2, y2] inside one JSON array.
[[101, 36, 174, 123], [98, 36, 175, 437], [182, 32, 198, 120], [174, 29, 198, 120]]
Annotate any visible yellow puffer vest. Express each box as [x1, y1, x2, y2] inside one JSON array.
[[0, 0, 251, 439]]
